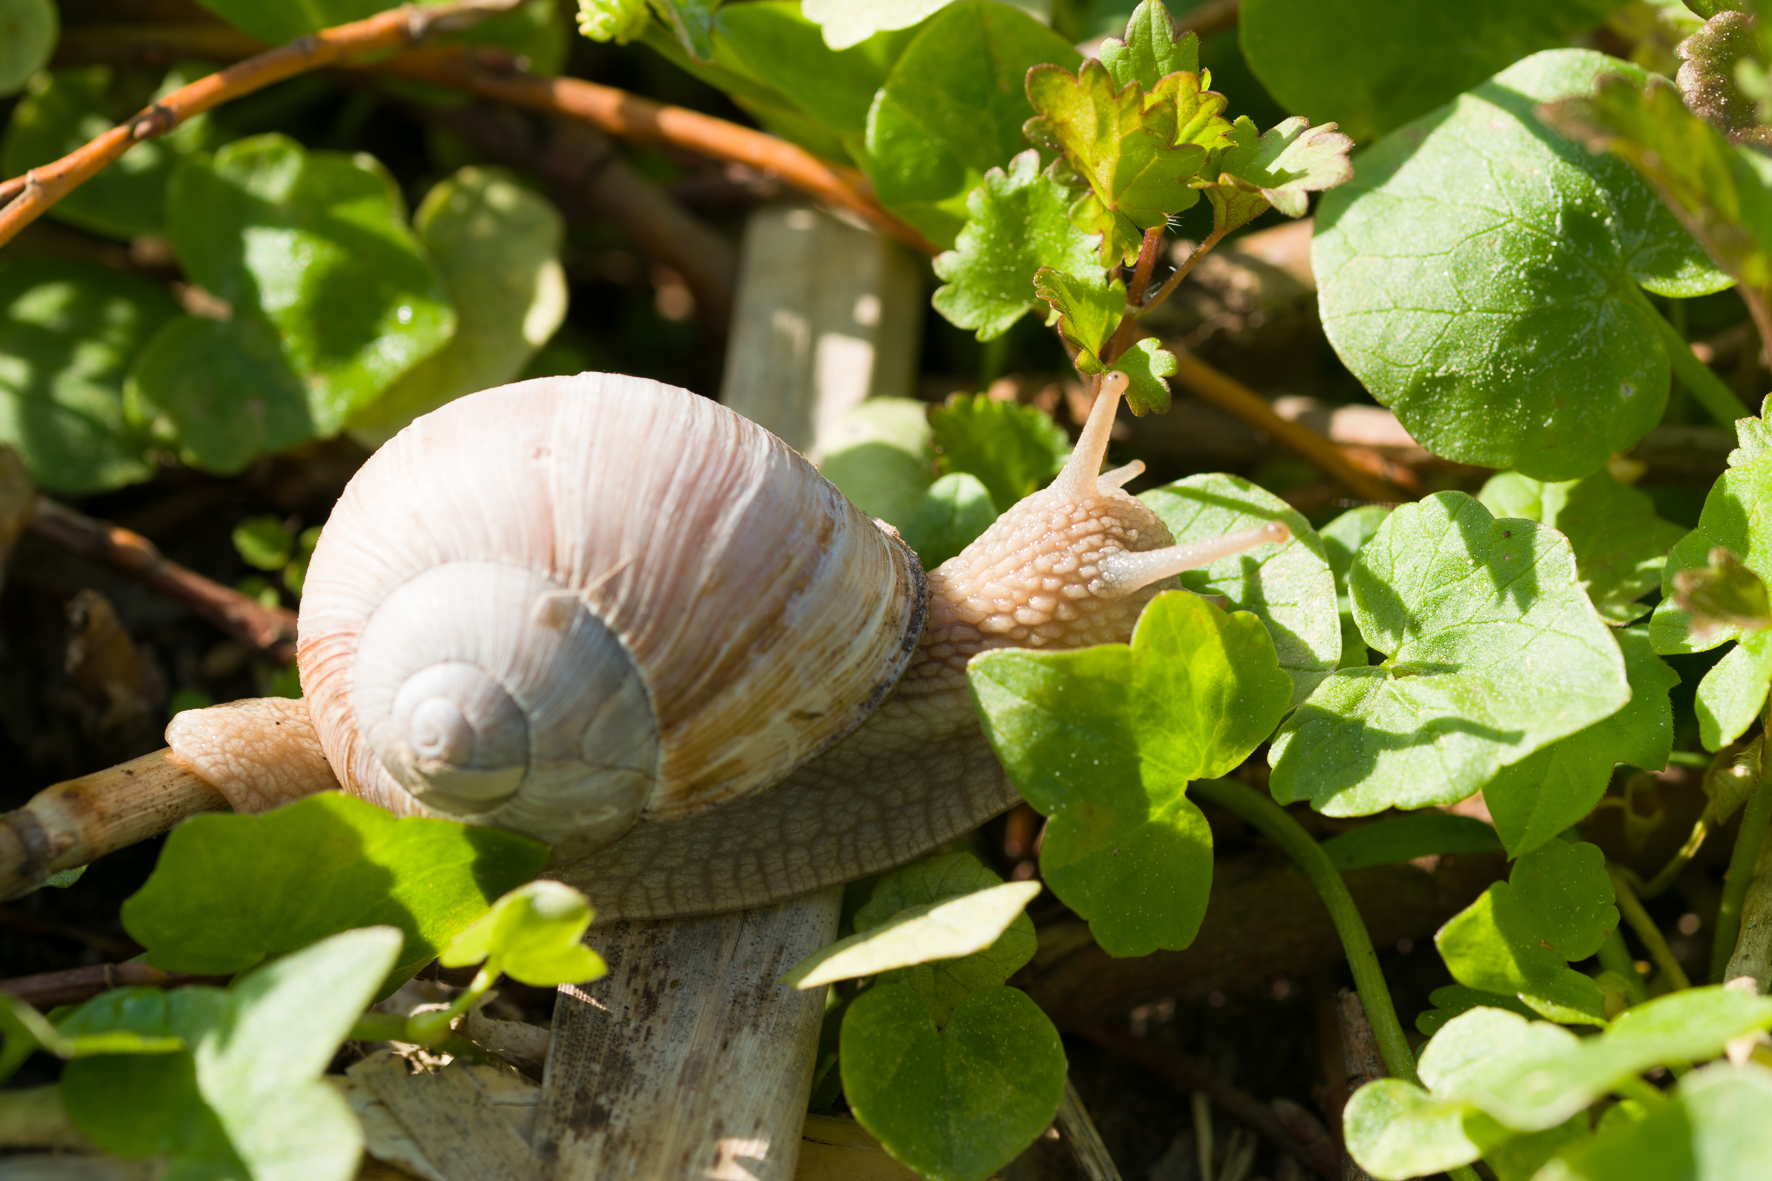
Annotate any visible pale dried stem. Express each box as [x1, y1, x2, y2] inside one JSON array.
[[1055, 1078, 1125, 1181]]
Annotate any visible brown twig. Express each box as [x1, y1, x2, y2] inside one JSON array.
[[1167, 352, 1406, 502], [1077, 1022, 1340, 1180], [0, 960, 226, 1009], [1336, 990, 1382, 1181], [29, 499, 297, 660], [0, 0, 523, 247], [374, 46, 934, 253]]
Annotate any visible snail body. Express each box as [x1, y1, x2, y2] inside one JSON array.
[[167, 371, 1288, 921]]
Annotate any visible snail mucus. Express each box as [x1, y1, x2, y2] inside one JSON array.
[[161, 369, 1289, 922]]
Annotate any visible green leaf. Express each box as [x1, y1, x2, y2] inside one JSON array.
[[1480, 470, 1688, 626], [786, 881, 1039, 1000], [650, 0, 721, 60], [1321, 813, 1503, 872], [1025, 60, 1224, 265], [864, 2, 1080, 247], [1320, 504, 1391, 668], [1541, 1060, 1772, 1180], [1484, 628, 1678, 858], [816, 396, 935, 528], [1112, 337, 1176, 415], [1269, 491, 1631, 815], [1099, 0, 1198, 91], [1343, 1076, 1507, 1180], [233, 515, 294, 572], [928, 394, 1069, 513], [136, 133, 455, 470], [0, 992, 182, 1088], [0, 0, 55, 95], [841, 984, 1065, 1181], [1652, 397, 1772, 748], [801, 0, 949, 50], [347, 166, 565, 447], [713, 2, 910, 142], [2, 66, 214, 239], [120, 792, 548, 986], [1195, 114, 1353, 231], [902, 472, 997, 569], [1541, 71, 1772, 338], [1240, 0, 1623, 142], [1435, 839, 1617, 1025], [0, 255, 177, 493], [1414, 987, 1539, 1037], [1674, 547, 1772, 638], [844, 853, 1038, 1024], [439, 879, 606, 988], [1033, 266, 1127, 369], [932, 150, 1107, 342], [1312, 50, 1734, 482], [969, 591, 1293, 956], [1140, 473, 1341, 706], [60, 927, 402, 1181]]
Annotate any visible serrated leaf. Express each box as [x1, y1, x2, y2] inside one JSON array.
[[801, 0, 950, 50], [932, 150, 1107, 342], [1240, 0, 1624, 143], [928, 394, 1069, 513], [1540, 1060, 1772, 1180], [439, 879, 606, 988], [1140, 473, 1340, 705], [816, 396, 935, 528], [1269, 492, 1631, 815], [1033, 266, 1126, 368], [0, 255, 177, 494], [1484, 629, 1677, 858], [1025, 59, 1222, 265], [1479, 470, 1687, 626], [0, 0, 55, 95], [902, 472, 996, 569], [650, 0, 720, 60], [2, 65, 214, 239], [60, 928, 401, 1181], [1113, 337, 1176, 415], [1195, 114, 1353, 231], [121, 792, 548, 987], [1542, 70, 1772, 338], [1652, 397, 1772, 748], [1321, 813, 1503, 872], [1099, 0, 1198, 91], [969, 592, 1292, 956], [864, 2, 1080, 247], [1313, 50, 1733, 481], [347, 166, 565, 447], [841, 985, 1065, 1181]]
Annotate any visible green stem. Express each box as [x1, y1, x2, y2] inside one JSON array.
[[1610, 869, 1691, 991], [1191, 778, 1418, 1085], [1714, 746, 1772, 982], [1631, 285, 1750, 428], [1639, 810, 1713, 899], [1598, 928, 1651, 1006]]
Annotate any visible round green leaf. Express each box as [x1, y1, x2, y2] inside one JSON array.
[[0, 0, 56, 96], [862, 1, 1080, 247], [1313, 49, 1732, 481], [841, 984, 1065, 1181], [0, 255, 177, 493]]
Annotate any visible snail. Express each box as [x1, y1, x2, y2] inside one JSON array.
[[158, 369, 1289, 922]]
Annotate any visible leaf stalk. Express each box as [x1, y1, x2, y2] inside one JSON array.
[[1628, 285, 1751, 428], [1609, 868, 1690, 992]]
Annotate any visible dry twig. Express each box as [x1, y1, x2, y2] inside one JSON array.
[[29, 499, 298, 661], [0, 0, 523, 245], [0, 960, 225, 1009]]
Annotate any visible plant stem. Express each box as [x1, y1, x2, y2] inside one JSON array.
[[1190, 778, 1418, 1086], [1138, 224, 1230, 320], [1631, 286, 1751, 428], [1714, 736, 1772, 982], [1639, 810, 1713, 899], [1598, 928, 1651, 1006], [1610, 869, 1691, 991]]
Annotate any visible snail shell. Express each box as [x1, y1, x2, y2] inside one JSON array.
[[297, 373, 926, 850]]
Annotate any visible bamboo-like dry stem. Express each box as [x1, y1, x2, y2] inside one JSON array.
[[0, 0, 521, 247], [30, 499, 298, 660], [0, 749, 228, 901], [0, 960, 226, 1009], [375, 47, 932, 252], [1056, 1078, 1125, 1181], [1167, 352, 1406, 503]]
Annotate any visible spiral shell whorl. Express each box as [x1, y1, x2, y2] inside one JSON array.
[[297, 372, 926, 849]]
